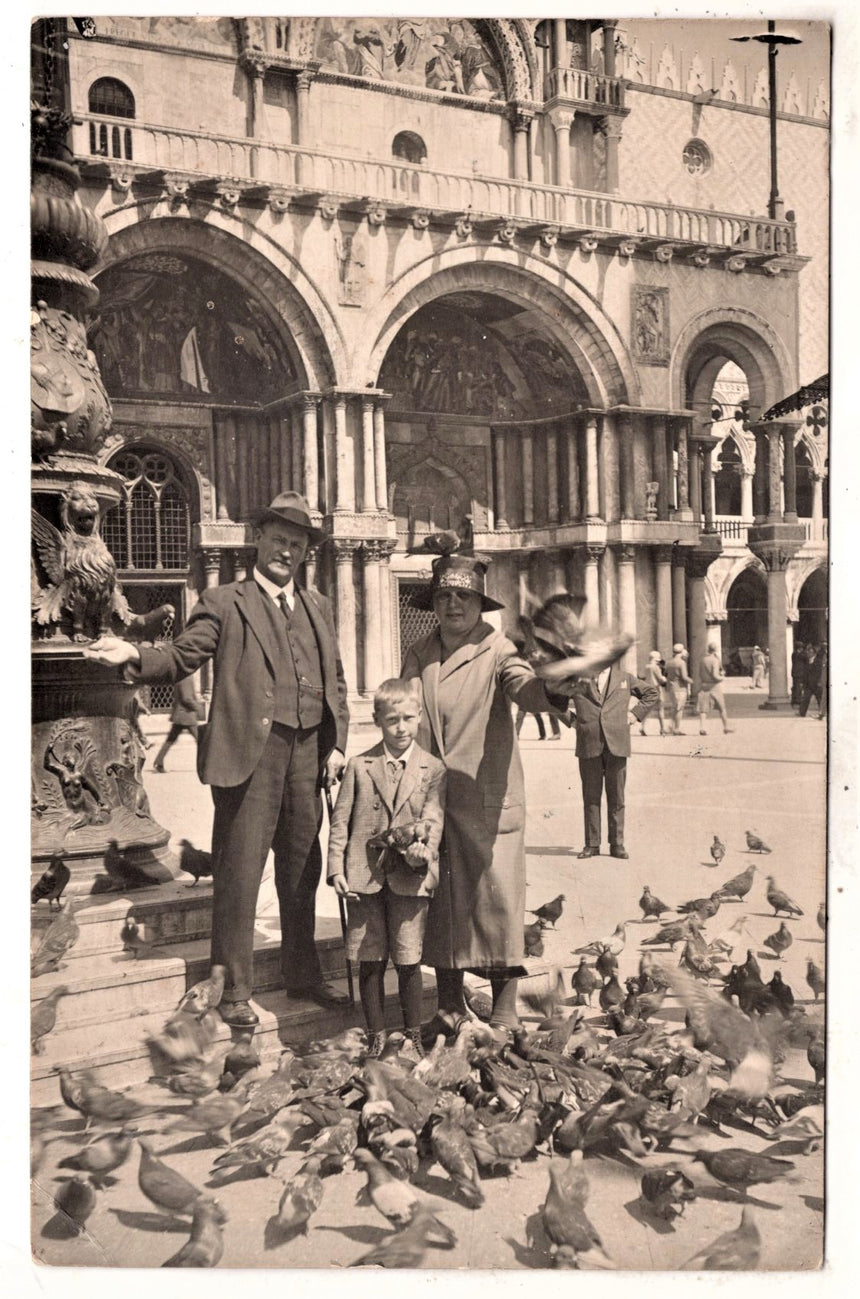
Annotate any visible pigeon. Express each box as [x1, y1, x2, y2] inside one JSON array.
[[640, 1167, 697, 1220], [268, 1156, 324, 1241], [639, 886, 670, 920], [31, 898, 81, 977], [641, 917, 703, 951], [692, 1146, 796, 1190], [571, 957, 597, 1006], [665, 1057, 712, 1119], [175, 965, 227, 1018], [598, 973, 625, 1013], [663, 965, 778, 1091], [148, 1010, 220, 1067], [577, 922, 627, 958], [56, 1065, 87, 1121], [73, 1073, 151, 1131], [807, 1032, 825, 1084], [428, 1096, 484, 1208], [58, 1126, 136, 1186], [53, 1176, 97, 1236], [210, 1112, 309, 1179], [527, 894, 565, 929], [708, 914, 754, 964], [681, 1206, 760, 1270], [163, 1196, 228, 1267], [680, 938, 719, 980], [677, 891, 722, 920], [765, 876, 804, 918], [103, 839, 155, 890], [767, 1106, 824, 1154], [709, 836, 726, 867], [463, 983, 494, 1023], [806, 959, 825, 1002], [351, 1202, 456, 1268], [305, 1116, 360, 1175], [166, 1082, 249, 1145], [353, 1147, 424, 1226], [767, 971, 795, 1014], [120, 915, 158, 959], [31, 854, 71, 909], [138, 1138, 203, 1215], [817, 902, 826, 932], [31, 984, 69, 1054], [540, 1156, 615, 1268], [520, 593, 634, 685], [764, 922, 793, 960], [745, 830, 772, 853], [221, 1034, 262, 1088], [168, 1046, 233, 1099], [741, 948, 763, 983], [594, 945, 619, 981], [716, 863, 757, 901], [523, 920, 544, 958], [178, 839, 213, 885], [465, 1102, 541, 1174]]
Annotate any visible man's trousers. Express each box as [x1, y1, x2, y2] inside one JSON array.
[[578, 750, 628, 850], [210, 723, 324, 1003]]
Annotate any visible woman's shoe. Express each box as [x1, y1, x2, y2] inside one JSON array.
[[366, 1031, 388, 1059]]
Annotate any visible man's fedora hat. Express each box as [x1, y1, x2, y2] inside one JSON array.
[[411, 553, 504, 612], [250, 491, 325, 545]]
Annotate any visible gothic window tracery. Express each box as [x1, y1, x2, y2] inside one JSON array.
[[103, 448, 190, 571]]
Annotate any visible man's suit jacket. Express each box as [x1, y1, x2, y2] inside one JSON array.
[[133, 580, 349, 788], [327, 742, 446, 896], [568, 663, 658, 759]]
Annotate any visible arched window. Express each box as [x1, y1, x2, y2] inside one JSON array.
[[102, 447, 190, 571], [714, 438, 743, 516], [88, 77, 134, 161], [392, 131, 427, 165]]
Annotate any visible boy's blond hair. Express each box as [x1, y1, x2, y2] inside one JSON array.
[[372, 677, 421, 719]]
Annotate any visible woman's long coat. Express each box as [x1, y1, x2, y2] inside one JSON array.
[[402, 621, 561, 969]]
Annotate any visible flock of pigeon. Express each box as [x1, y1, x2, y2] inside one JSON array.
[[31, 827, 824, 1270]]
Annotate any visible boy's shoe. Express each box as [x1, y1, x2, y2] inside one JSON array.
[[401, 1028, 425, 1061], [366, 1031, 388, 1059]]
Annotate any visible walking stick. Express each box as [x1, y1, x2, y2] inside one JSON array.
[[323, 783, 355, 1007]]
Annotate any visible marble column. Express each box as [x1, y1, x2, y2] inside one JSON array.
[[215, 417, 231, 520], [493, 431, 509, 529], [583, 545, 601, 618], [741, 468, 754, 520], [203, 550, 222, 589], [782, 427, 798, 521], [232, 549, 248, 583], [373, 400, 388, 512], [616, 545, 638, 672], [333, 395, 354, 513], [684, 541, 721, 697], [619, 411, 635, 519], [599, 412, 620, 521], [522, 432, 535, 524], [811, 472, 824, 540], [362, 540, 384, 693], [332, 539, 358, 693], [554, 18, 569, 68], [549, 109, 573, 188], [301, 395, 320, 511], [600, 116, 622, 193], [511, 106, 533, 181], [672, 554, 687, 648], [321, 398, 336, 514], [654, 546, 674, 656], [584, 415, 601, 521], [762, 558, 793, 707], [676, 419, 691, 517], [565, 422, 580, 521], [546, 428, 560, 524], [753, 428, 769, 521], [651, 415, 669, 520], [360, 398, 376, 513], [689, 441, 702, 521], [294, 69, 313, 148], [303, 544, 318, 590], [766, 428, 783, 523]]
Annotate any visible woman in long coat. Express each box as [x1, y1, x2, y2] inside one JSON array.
[[401, 554, 567, 1034]]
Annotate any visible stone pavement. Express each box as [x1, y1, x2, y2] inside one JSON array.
[[30, 687, 826, 1270]]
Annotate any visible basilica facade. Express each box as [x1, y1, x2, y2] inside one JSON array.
[[39, 15, 829, 718]]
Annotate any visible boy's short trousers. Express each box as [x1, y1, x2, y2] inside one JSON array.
[[698, 682, 725, 710], [345, 885, 429, 964]]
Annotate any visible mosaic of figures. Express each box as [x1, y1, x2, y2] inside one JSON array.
[[315, 18, 504, 100], [88, 254, 294, 403], [379, 300, 585, 420]]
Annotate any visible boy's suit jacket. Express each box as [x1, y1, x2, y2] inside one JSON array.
[[327, 742, 446, 896], [568, 663, 658, 759]]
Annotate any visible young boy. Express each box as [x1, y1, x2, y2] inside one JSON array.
[[327, 679, 446, 1059]]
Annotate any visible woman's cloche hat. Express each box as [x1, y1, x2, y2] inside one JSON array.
[[411, 553, 504, 612], [250, 491, 325, 545]]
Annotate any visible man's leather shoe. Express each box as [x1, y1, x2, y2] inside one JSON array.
[[289, 981, 350, 1008], [610, 846, 629, 859], [219, 1000, 259, 1028], [577, 846, 600, 858]]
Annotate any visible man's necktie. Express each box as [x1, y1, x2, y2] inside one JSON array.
[[387, 758, 404, 792], [277, 591, 291, 622]]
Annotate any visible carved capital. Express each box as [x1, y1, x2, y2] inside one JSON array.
[[726, 255, 747, 273], [691, 250, 711, 267], [585, 544, 605, 564], [616, 544, 637, 565], [216, 178, 244, 210], [539, 226, 560, 249], [300, 392, 320, 414], [363, 538, 396, 564], [411, 209, 430, 230], [331, 538, 359, 563], [318, 196, 339, 222], [549, 109, 574, 132], [108, 164, 135, 195], [598, 114, 624, 139], [762, 260, 782, 276], [163, 173, 190, 205], [579, 234, 599, 253], [366, 203, 387, 227], [509, 103, 535, 132], [654, 243, 675, 263], [203, 548, 222, 574], [240, 50, 269, 78], [267, 187, 292, 214], [454, 214, 473, 240], [497, 219, 520, 245], [618, 238, 638, 258], [654, 545, 674, 566]]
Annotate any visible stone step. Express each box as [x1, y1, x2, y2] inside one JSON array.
[[31, 880, 216, 957], [31, 917, 350, 1029], [30, 967, 440, 1106]]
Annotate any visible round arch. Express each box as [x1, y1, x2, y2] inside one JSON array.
[[669, 307, 795, 425], [97, 208, 345, 389], [724, 562, 769, 668], [358, 249, 640, 407], [787, 557, 827, 622]]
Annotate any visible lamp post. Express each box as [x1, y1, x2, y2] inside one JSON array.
[[730, 21, 802, 220]]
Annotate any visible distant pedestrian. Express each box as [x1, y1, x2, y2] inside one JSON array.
[[513, 636, 562, 741], [639, 651, 668, 735], [799, 641, 827, 718], [790, 643, 806, 706], [698, 643, 734, 736], [665, 643, 693, 735], [152, 675, 203, 772], [750, 645, 767, 690]]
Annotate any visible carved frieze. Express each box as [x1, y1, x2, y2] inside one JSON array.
[[631, 285, 670, 367]]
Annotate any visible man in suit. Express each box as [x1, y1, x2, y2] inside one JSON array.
[[568, 662, 658, 860], [86, 491, 350, 1028]]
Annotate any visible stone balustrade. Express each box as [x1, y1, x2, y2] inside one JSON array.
[[75, 113, 798, 257], [546, 66, 625, 109]]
